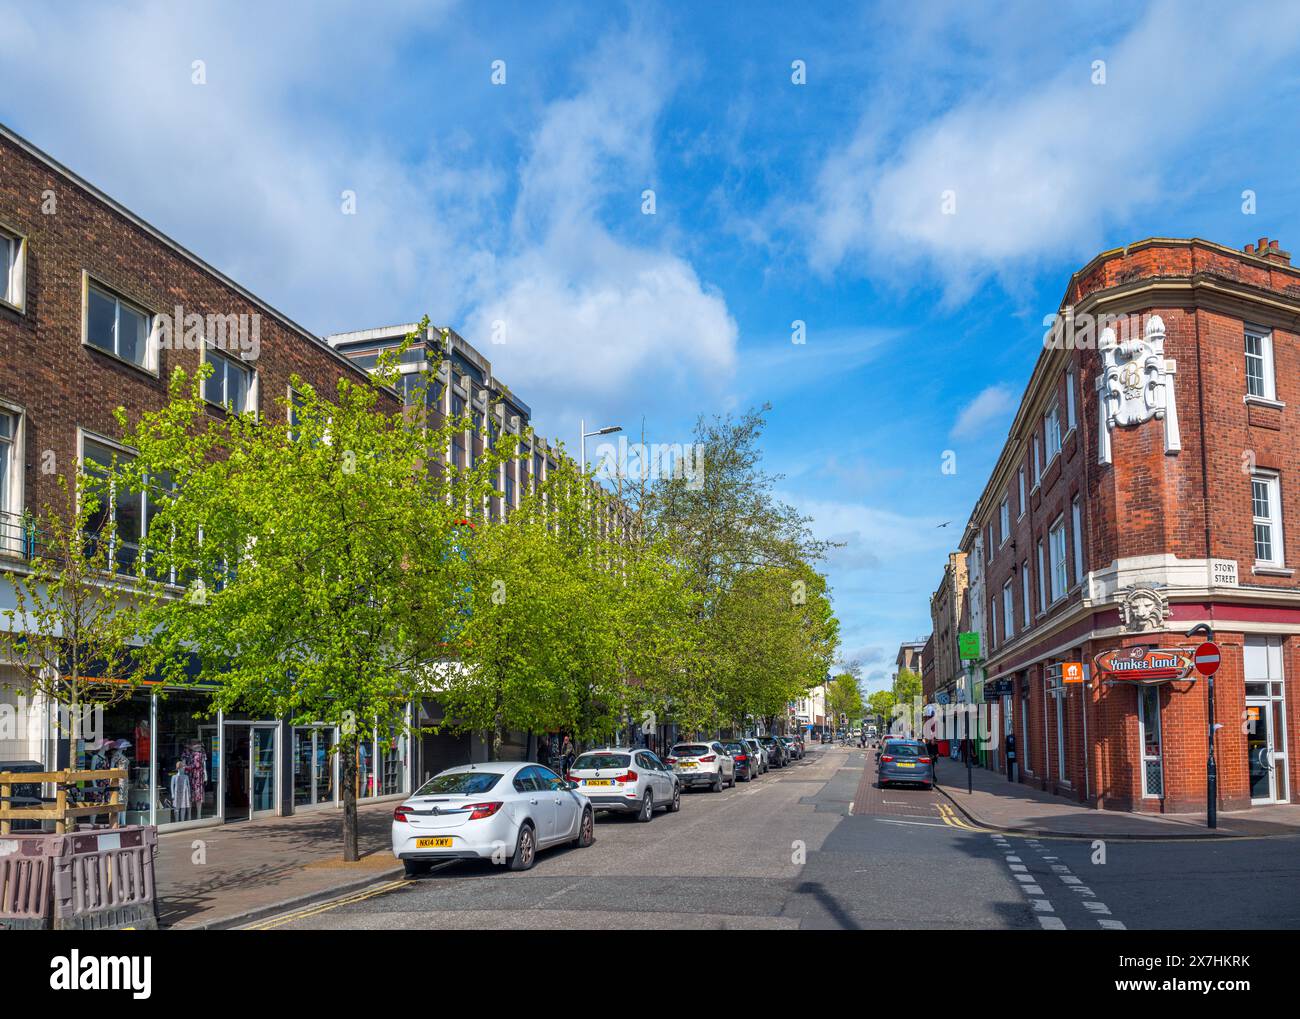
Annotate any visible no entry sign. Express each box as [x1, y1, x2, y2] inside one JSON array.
[[1194, 641, 1222, 676]]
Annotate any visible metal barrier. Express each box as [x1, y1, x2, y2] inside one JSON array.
[[51, 827, 159, 930], [0, 833, 62, 929]]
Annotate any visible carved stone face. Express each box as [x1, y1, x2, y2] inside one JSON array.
[[1123, 588, 1166, 631]]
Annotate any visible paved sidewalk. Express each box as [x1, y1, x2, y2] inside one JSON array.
[[155, 801, 403, 929], [933, 758, 1300, 838]]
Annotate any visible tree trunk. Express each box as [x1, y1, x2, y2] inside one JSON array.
[[340, 736, 359, 862]]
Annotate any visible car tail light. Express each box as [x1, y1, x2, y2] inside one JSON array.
[[614, 771, 638, 784], [919, 757, 932, 764], [735, 754, 748, 761], [881, 755, 895, 763], [393, 804, 413, 822], [466, 802, 503, 820], [666, 757, 677, 764], [700, 755, 716, 762]]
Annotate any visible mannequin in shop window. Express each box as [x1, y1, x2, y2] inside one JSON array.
[[182, 741, 207, 818], [169, 759, 192, 822]]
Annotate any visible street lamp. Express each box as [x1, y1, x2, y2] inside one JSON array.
[[580, 420, 622, 481]]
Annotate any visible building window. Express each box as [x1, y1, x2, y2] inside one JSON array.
[[0, 409, 21, 552], [505, 471, 516, 508], [1002, 579, 1015, 640], [990, 598, 998, 649], [1245, 328, 1276, 401], [451, 392, 466, 418], [1251, 472, 1284, 566], [1044, 401, 1062, 463], [1020, 681, 1031, 774], [987, 524, 994, 562], [203, 348, 255, 414], [1021, 560, 1031, 626], [1, 228, 25, 311], [1032, 432, 1042, 486], [1049, 517, 1068, 602], [1065, 368, 1077, 430], [1017, 467, 1026, 518], [1037, 539, 1047, 614], [85, 281, 152, 370], [999, 497, 1010, 545], [1071, 497, 1084, 585]]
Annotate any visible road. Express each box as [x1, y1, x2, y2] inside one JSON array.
[[246, 745, 1300, 931]]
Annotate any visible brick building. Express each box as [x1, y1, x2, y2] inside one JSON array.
[[960, 236, 1299, 814], [928, 551, 969, 706]]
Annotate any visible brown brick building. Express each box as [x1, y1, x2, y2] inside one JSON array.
[[960, 236, 1299, 814]]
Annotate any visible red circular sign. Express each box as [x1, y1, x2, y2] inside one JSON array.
[[1193, 641, 1221, 676]]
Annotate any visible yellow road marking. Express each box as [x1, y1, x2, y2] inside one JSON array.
[[243, 878, 412, 930], [936, 802, 991, 832]]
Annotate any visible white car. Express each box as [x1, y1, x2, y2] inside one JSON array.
[[567, 747, 680, 821], [392, 762, 594, 875], [668, 741, 736, 791], [743, 737, 769, 774]]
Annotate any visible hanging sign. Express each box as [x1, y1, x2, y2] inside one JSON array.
[[1093, 646, 1193, 682]]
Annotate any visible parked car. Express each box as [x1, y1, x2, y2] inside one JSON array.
[[720, 739, 758, 781], [392, 762, 594, 875], [757, 735, 788, 768], [743, 737, 769, 774], [876, 739, 935, 790], [779, 736, 803, 760], [568, 747, 680, 821], [668, 741, 736, 791]]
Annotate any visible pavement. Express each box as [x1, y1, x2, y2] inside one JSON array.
[[931, 756, 1300, 838], [155, 801, 403, 929]]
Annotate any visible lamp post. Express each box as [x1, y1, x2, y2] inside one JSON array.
[[579, 420, 623, 480]]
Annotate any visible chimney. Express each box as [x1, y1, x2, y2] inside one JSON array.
[[1245, 237, 1292, 265]]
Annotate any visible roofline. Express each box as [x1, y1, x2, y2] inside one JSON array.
[[0, 120, 377, 389]]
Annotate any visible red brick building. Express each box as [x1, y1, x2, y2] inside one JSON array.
[[960, 237, 1299, 814]]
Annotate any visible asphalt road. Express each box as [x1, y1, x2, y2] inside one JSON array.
[[246, 745, 1300, 931]]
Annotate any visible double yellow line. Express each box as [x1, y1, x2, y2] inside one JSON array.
[[242, 878, 411, 930], [936, 801, 989, 832]]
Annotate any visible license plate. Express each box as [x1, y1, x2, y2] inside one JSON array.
[[415, 837, 454, 849], [897, 762, 915, 768], [585, 779, 613, 787], [678, 762, 696, 768]]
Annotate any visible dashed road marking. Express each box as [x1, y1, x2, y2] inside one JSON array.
[[1038, 916, 1066, 929]]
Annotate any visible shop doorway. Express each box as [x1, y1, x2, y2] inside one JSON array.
[[1247, 699, 1287, 804], [223, 723, 277, 822]]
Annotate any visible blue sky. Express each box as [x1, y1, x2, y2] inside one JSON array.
[[4, 0, 1300, 690]]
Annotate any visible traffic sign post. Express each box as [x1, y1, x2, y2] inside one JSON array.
[[1187, 626, 1219, 829]]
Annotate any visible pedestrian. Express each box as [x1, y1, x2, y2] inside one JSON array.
[[561, 734, 575, 775]]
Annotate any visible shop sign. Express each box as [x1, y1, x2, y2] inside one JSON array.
[[1093, 646, 1193, 682], [984, 678, 1014, 696], [958, 632, 981, 660], [1062, 662, 1085, 684]]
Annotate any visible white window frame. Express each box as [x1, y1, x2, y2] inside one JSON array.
[[990, 598, 998, 649], [202, 345, 258, 415], [999, 497, 1010, 545], [0, 225, 27, 313], [1065, 367, 1077, 432], [1251, 470, 1285, 567], [1017, 467, 1026, 519], [82, 274, 158, 374], [1032, 432, 1042, 487], [1048, 516, 1068, 603], [1044, 401, 1062, 464], [1071, 497, 1084, 587], [1002, 579, 1015, 640], [1021, 559, 1031, 626], [1037, 539, 1047, 614], [1244, 326, 1276, 402], [0, 402, 25, 555]]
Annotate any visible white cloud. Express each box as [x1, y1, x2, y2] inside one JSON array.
[[950, 383, 1015, 440], [805, 1, 1300, 296]]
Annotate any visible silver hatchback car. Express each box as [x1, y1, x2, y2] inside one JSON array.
[[568, 747, 681, 821], [876, 739, 935, 789]]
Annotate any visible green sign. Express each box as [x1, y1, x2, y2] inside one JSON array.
[[958, 631, 981, 661]]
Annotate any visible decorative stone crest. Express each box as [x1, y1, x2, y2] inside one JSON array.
[[1118, 583, 1171, 632], [1096, 315, 1180, 464]]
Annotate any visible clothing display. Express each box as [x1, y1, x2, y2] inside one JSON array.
[[169, 767, 193, 822], [182, 744, 207, 812]]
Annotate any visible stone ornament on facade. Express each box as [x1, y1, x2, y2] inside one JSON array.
[[1118, 583, 1171, 632], [1096, 314, 1181, 464]]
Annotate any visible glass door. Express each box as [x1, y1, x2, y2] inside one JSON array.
[[1247, 700, 1276, 803], [251, 727, 276, 816], [223, 724, 252, 822], [1138, 684, 1163, 798]]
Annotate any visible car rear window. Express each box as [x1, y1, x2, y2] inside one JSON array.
[[673, 744, 711, 756], [416, 771, 503, 795], [884, 743, 923, 758], [572, 753, 630, 770], [721, 742, 746, 753], [758, 736, 777, 745]]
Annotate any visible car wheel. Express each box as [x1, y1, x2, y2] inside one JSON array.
[[637, 790, 655, 822], [508, 823, 537, 871], [577, 808, 595, 847], [669, 784, 682, 812], [728, 770, 736, 788], [403, 859, 430, 877], [712, 771, 724, 792]]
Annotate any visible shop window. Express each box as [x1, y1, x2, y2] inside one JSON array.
[[156, 689, 218, 824]]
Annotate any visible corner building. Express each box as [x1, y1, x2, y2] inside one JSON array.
[[963, 236, 1299, 813]]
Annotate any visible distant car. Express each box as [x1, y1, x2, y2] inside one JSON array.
[[568, 748, 680, 821], [720, 739, 758, 781], [779, 736, 803, 760], [742, 737, 769, 774], [757, 735, 788, 768], [392, 762, 594, 875], [668, 741, 736, 791], [877, 739, 934, 790]]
